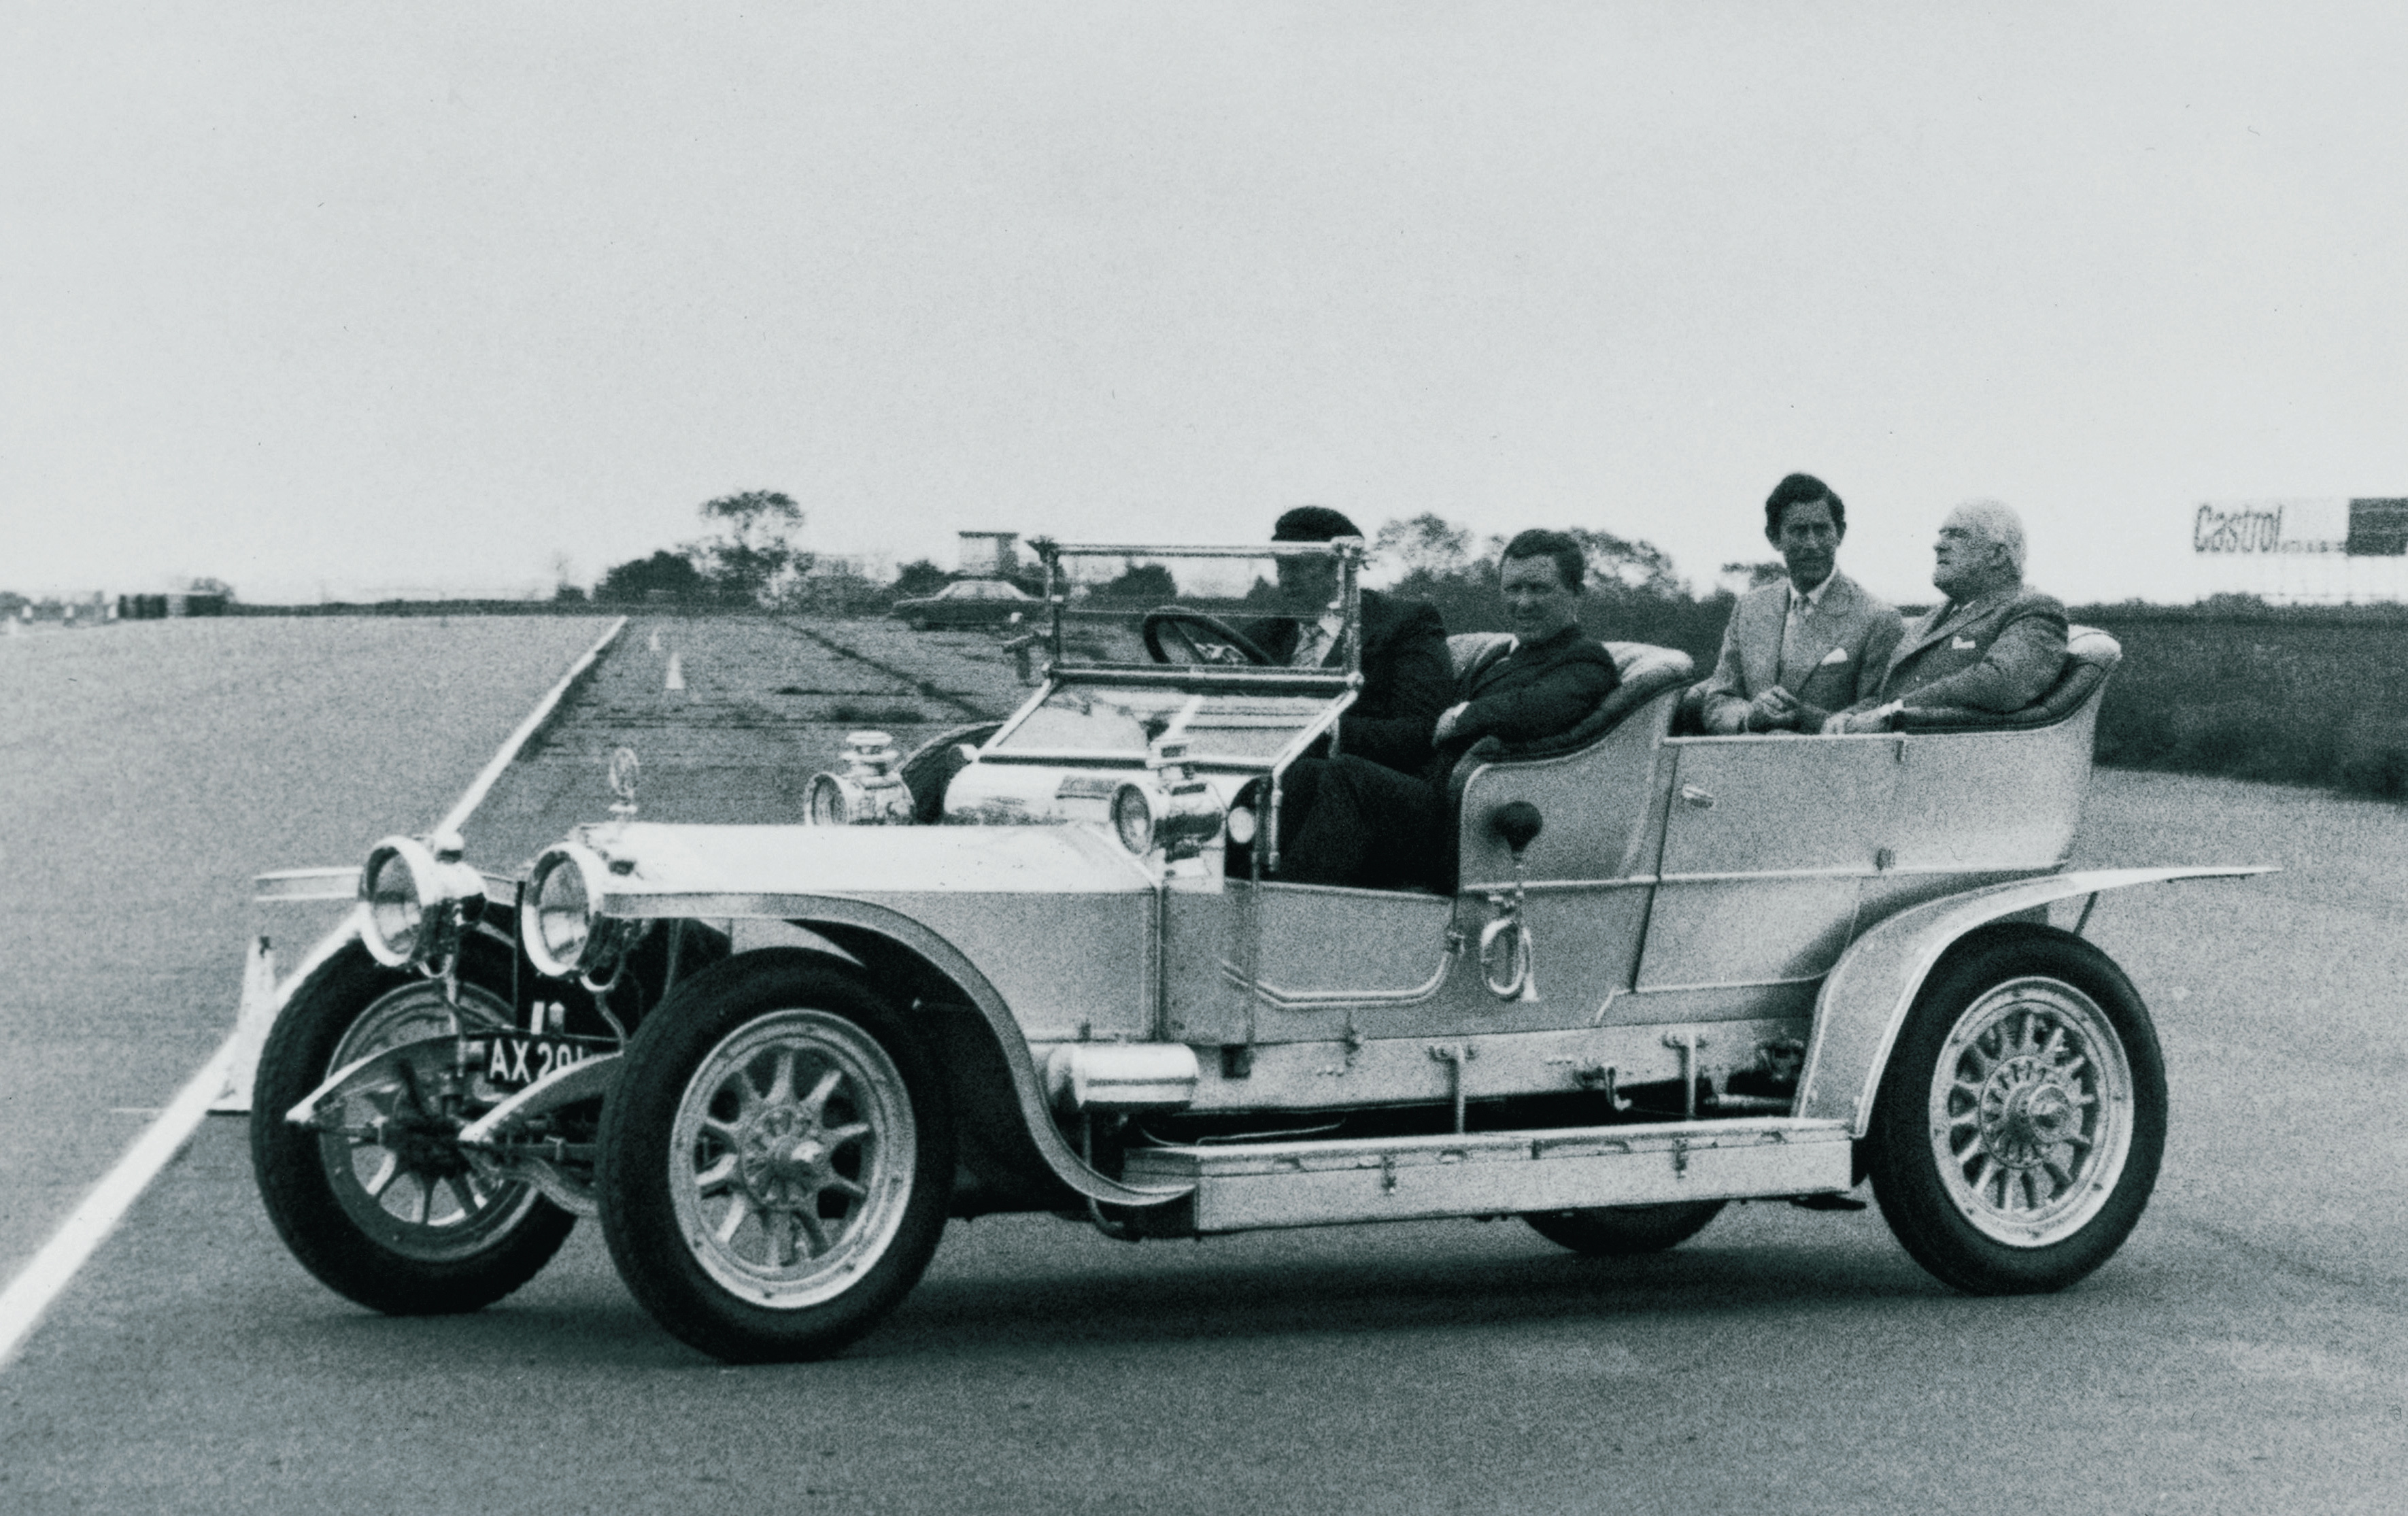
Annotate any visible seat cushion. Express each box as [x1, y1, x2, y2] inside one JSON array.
[[1449, 642, 1694, 785], [1446, 631, 1514, 682]]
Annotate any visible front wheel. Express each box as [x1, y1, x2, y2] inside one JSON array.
[[1525, 1200, 1725, 1256], [250, 943, 576, 1315], [596, 951, 953, 1362], [1865, 927, 2165, 1295]]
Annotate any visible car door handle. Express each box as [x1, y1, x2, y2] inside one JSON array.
[[1680, 784, 1715, 809]]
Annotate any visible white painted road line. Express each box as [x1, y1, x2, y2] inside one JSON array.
[[437, 617, 627, 836], [0, 1031, 240, 1368], [664, 651, 685, 691], [0, 615, 628, 1370]]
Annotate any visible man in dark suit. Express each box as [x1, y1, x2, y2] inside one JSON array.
[[1278, 528, 1614, 892], [1240, 505, 1454, 775], [1697, 473, 1905, 735], [1827, 499, 2069, 733], [1251, 505, 1453, 890], [1427, 530, 1620, 792]]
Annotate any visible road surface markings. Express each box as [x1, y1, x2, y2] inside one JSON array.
[[664, 652, 685, 690], [0, 616, 628, 1371], [0, 1037, 241, 1367]]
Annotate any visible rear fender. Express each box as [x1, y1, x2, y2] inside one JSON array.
[[1797, 865, 2273, 1136]]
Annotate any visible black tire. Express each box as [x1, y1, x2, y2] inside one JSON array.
[[596, 949, 954, 1363], [1865, 926, 2166, 1295], [1524, 1200, 1726, 1256], [250, 941, 576, 1315]]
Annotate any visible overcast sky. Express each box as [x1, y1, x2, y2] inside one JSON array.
[[6, 3, 2404, 605]]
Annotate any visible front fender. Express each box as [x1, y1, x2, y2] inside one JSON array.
[[1796, 865, 2273, 1136], [788, 897, 1193, 1209]]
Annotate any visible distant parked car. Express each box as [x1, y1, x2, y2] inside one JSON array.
[[889, 578, 1036, 630]]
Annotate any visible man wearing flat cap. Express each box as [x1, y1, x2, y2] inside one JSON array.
[[1244, 505, 1453, 889], [1244, 505, 1454, 775]]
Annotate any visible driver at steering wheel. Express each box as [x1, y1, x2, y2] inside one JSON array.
[[1242, 506, 1453, 890], [1242, 506, 1454, 773]]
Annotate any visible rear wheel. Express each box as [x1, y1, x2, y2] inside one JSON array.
[[1524, 1200, 1726, 1256], [1866, 927, 2165, 1294], [596, 951, 953, 1362], [250, 943, 575, 1314]]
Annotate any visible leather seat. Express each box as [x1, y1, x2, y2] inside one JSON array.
[[1440, 633, 1695, 789]]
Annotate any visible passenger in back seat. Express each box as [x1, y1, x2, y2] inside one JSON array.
[[1697, 473, 1903, 735], [1826, 499, 2068, 733], [1425, 530, 1619, 793], [1276, 530, 1614, 892]]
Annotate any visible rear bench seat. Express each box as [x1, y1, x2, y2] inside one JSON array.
[[1442, 633, 1695, 785]]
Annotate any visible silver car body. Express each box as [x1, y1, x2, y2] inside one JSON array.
[[492, 541, 2254, 1231]]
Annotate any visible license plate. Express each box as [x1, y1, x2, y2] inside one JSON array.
[[475, 1034, 598, 1091]]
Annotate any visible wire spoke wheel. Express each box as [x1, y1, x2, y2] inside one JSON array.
[[598, 951, 953, 1362], [1929, 979, 2132, 1248], [1867, 927, 2165, 1296], [668, 1011, 917, 1310], [320, 981, 544, 1262], [250, 943, 576, 1315]]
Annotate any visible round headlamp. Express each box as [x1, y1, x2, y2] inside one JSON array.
[[807, 772, 860, 826], [358, 833, 482, 969], [523, 843, 617, 980], [1111, 784, 1157, 855]]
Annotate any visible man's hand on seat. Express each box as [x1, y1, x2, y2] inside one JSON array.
[[1744, 688, 1800, 732], [1823, 701, 1905, 735]]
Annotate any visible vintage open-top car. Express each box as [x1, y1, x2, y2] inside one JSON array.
[[250, 537, 2262, 1362]]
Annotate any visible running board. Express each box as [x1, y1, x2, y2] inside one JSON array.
[[1120, 1117, 1854, 1234]]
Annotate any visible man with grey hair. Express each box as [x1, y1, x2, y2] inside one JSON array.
[[1825, 499, 2069, 733]]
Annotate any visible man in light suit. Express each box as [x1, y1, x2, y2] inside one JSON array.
[[1826, 499, 2069, 734], [1697, 473, 1904, 735]]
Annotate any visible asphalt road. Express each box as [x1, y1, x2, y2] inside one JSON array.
[[0, 616, 615, 1281], [3, 618, 2405, 1513]]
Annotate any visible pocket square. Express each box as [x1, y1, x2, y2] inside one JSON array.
[[1950, 635, 1977, 650], [1818, 646, 1850, 666]]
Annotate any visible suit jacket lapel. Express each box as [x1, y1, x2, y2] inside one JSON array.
[[1744, 585, 1786, 693], [1888, 602, 1954, 679], [1890, 587, 2007, 675]]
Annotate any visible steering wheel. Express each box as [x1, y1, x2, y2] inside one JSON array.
[[1140, 608, 1276, 667]]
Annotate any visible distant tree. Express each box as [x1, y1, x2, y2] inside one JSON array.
[[1374, 513, 1474, 580], [692, 490, 809, 607], [554, 582, 589, 603], [188, 576, 237, 601], [597, 550, 706, 603], [1097, 562, 1178, 602], [1567, 527, 1684, 599], [892, 559, 950, 598], [1718, 560, 1787, 594]]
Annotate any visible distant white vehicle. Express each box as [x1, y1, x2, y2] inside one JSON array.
[[250, 536, 2263, 1362]]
